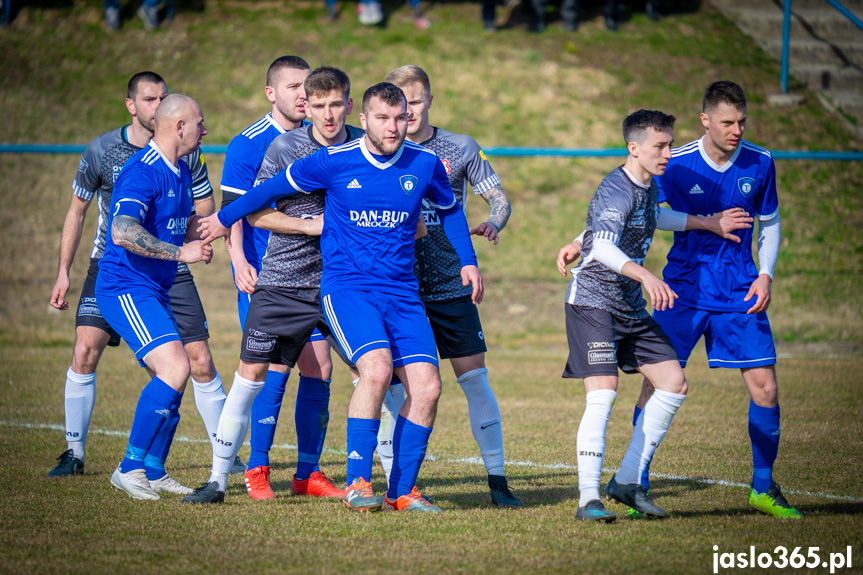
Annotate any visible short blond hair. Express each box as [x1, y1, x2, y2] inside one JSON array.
[[384, 65, 431, 96]]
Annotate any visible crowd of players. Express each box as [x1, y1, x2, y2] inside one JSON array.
[[46, 56, 801, 519]]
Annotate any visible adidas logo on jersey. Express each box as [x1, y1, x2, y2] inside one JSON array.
[[258, 416, 276, 425], [689, 184, 704, 194], [348, 450, 363, 460], [155, 409, 171, 418], [347, 179, 362, 189]]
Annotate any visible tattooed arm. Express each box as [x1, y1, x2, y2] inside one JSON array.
[[112, 215, 212, 264], [470, 185, 512, 245]]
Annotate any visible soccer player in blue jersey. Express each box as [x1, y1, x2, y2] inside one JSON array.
[[220, 56, 341, 498], [629, 81, 801, 519], [47, 72, 226, 490], [198, 82, 482, 513], [383, 65, 521, 507], [95, 95, 214, 500]]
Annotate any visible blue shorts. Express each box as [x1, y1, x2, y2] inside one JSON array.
[[653, 303, 776, 369], [322, 290, 438, 367], [96, 287, 181, 368], [234, 260, 324, 342]]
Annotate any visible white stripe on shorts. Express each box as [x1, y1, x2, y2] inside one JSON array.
[[119, 293, 152, 345], [322, 294, 352, 358]]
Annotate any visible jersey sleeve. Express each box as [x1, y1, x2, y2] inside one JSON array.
[[220, 135, 258, 208], [255, 137, 295, 185], [72, 136, 105, 201], [424, 155, 458, 210], [112, 163, 157, 222], [183, 150, 213, 200], [591, 177, 633, 246], [284, 146, 330, 194], [755, 157, 779, 220], [461, 136, 501, 195]]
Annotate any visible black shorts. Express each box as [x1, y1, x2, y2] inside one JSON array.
[[240, 286, 331, 367], [424, 295, 488, 359], [562, 304, 678, 379], [76, 259, 209, 346]]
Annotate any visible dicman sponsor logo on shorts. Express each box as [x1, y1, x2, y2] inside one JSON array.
[[599, 208, 625, 225], [167, 216, 189, 236], [246, 338, 275, 353], [587, 341, 617, 365], [77, 297, 103, 318], [350, 210, 410, 228]]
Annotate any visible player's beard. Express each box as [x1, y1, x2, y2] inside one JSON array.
[[139, 115, 156, 133], [366, 129, 404, 155], [276, 96, 306, 125]]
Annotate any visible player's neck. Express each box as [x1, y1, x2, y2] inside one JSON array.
[[271, 108, 303, 132], [702, 135, 734, 166], [127, 121, 155, 149], [150, 136, 181, 166], [622, 158, 653, 187], [407, 124, 433, 144]]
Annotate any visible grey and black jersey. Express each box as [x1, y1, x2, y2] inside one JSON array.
[[72, 125, 212, 272], [415, 127, 501, 302], [254, 124, 365, 288], [565, 167, 658, 320]]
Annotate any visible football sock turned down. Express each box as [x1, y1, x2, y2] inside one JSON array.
[[64, 368, 96, 460], [616, 389, 686, 485], [387, 416, 433, 500], [577, 389, 616, 507], [749, 401, 781, 493], [144, 392, 183, 481], [119, 377, 179, 473], [191, 373, 226, 448], [295, 376, 331, 480], [209, 372, 265, 490], [457, 368, 505, 476], [247, 369, 290, 470]]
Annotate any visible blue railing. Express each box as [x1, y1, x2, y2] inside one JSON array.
[[0, 144, 860, 161]]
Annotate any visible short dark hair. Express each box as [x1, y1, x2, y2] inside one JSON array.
[[362, 82, 406, 115], [266, 55, 311, 87], [703, 81, 746, 114], [127, 71, 166, 100], [305, 66, 351, 100], [622, 109, 676, 145]]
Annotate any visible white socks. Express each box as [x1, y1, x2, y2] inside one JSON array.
[[457, 368, 505, 476], [577, 389, 616, 507], [615, 389, 686, 485], [377, 382, 404, 485], [191, 373, 226, 448], [209, 372, 264, 490], [64, 368, 96, 459]]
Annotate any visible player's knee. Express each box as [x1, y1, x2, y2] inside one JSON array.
[[71, 341, 101, 374], [186, 342, 216, 382]]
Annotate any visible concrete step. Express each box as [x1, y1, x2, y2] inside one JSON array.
[[735, 7, 863, 39], [794, 63, 863, 90], [764, 37, 863, 66]]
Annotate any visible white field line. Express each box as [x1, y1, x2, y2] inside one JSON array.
[[10, 419, 862, 502]]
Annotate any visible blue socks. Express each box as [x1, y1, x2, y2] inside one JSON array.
[[632, 405, 651, 489], [120, 377, 179, 473], [247, 369, 290, 470], [144, 392, 183, 480], [387, 416, 432, 500], [346, 417, 379, 485], [749, 401, 781, 494], [295, 376, 331, 480]]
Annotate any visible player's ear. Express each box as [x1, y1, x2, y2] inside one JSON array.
[[427, 93, 433, 109], [627, 140, 639, 157], [700, 112, 710, 129], [346, 98, 354, 116], [359, 113, 367, 130], [126, 98, 136, 117], [264, 85, 276, 105]]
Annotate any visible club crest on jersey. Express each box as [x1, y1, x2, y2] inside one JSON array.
[[78, 158, 89, 174], [440, 158, 451, 174], [186, 184, 192, 198], [400, 175, 418, 195], [738, 177, 755, 197]]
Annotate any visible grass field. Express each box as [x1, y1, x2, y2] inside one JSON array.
[[1, 1, 862, 574]]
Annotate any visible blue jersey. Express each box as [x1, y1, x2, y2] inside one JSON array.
[[219, 137, 477, 298], [98, 141, 195, 296], [220, 114, 290, 266], [656, 137, 779, 311]]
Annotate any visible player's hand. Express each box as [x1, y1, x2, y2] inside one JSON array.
[[744, 273, 772, 314], [179, 240, 213, 264], [642, 273, 678, 312], [556, 241, 583, 276], [233, 261, 258, 294], [50, 274, 71, 310], [415, 218, 427, 240], [708, 208, 752, 243], [470, 222, 500, 245], [305, 215, 324, 237], [197, 213, 230, 246], [461, 264, 483, 304]]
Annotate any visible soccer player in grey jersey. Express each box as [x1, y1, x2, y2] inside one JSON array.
[[556, 110, 752, 522], [47, 72, 227, 491], [183, 66, 361, 504], [384, 65, 521, 507]]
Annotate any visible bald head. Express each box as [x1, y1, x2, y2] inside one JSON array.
[[153, 94, 207, 159]]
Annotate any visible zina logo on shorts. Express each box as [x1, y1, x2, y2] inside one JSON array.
[[350, 210, 410, 228]]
